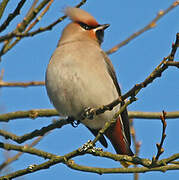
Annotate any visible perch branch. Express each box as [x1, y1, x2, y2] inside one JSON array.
[[1, 109, 179, 122]]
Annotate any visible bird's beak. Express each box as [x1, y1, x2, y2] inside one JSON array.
[[101, 24, 110, 30], [97, 24, 110, 31]]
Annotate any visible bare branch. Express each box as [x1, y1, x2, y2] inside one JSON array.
[[0, 119, 68, 143], [154, 111, 167, 161], [1, 150, 178, 179], [121, 33, 179, 101], [128, 111, 179, 119], [76, 32, 179, 122], [1, 109, 179, 123], [67, 33, 179, 121], [0, 0, 87, 58], [0, 80, 45, 87], [169, 32, 179, 61], [0, 0, 87, 43], [25, 0, 39, 18], [0, 135, 44, 171], [130, 119, 141, 180], [0, 137, 178, 179], [0, 0, 51, 57], [0, 137, 55, 160], [0, 0, 10, 19], [0, 109, 58, 122], [66, 162, 179, 174], [0, 0, 26, 33], [164, 61, 179, 68], [24, 0, 54, 33], [0, 131, 178, 179], [0, 2, 178, 178]]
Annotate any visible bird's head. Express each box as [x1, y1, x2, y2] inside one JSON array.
[[58, 7, 109, 46]]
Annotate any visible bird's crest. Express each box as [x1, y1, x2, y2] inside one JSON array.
[[65, 7, 99, 27]]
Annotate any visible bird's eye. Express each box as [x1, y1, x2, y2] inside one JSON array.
[[78, 22, 93, 30]]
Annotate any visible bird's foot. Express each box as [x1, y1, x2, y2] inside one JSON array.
[[90, 147, 103, 153], [79, 140, 94, 152], [66, 116, 80, 128], [82, 107, 96, 120], [79, 140, 103, 153]]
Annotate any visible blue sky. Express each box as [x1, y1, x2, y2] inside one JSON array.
[[0, 0, 179, 179]]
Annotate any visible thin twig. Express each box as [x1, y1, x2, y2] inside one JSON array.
[[0, 152, 179, 179], [0, 109, 59, 122], [0, 0, 87, 57], [0, 139, 178, 170], [121, 33, 179, 101], [0, 0, 26, 33], [24, 0, 54, 33], [0, 80, 45, 87], [168, 32, 179, 61], [0, 135, 45, 171], [164, 61, 179, 68], [0, 0, 10, 19], [65, 162, 179, 174], [0, 69, 4, 81], [0, 137, 178, 179], [25, 0, 39, 17], [0, 0, 51, 57], [0, 119, 68, 143], [154, 111, 167, 161], [106, 1, 179, 55], [130, 119, 141, 180], [0, 0, 87, 43], [128, 111, 179, 119]]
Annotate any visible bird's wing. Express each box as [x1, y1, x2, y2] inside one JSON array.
[[101, 51, 131, 145]]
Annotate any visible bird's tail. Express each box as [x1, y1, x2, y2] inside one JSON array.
[[105, 117, 134, 167]]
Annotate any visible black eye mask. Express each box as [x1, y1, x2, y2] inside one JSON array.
[[77, 22, 104, 44], [77, 22, 98, 30]]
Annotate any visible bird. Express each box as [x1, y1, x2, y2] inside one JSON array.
[[45, 7, 134, 165]]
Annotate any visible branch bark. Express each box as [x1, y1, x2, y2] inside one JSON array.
[[1, 109, 179, 122]]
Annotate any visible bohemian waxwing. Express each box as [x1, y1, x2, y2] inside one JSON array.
[[45, 7, 134, 165]]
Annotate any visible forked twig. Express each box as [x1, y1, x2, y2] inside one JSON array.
[[153, 111, 167, 162]]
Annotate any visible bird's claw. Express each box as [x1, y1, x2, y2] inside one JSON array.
[[79, 140, 94, 152], [83, 107, 96, 120], [90, 147, 103, 153], [67, 116, 80, 128], [79, 140, 103, 153]]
